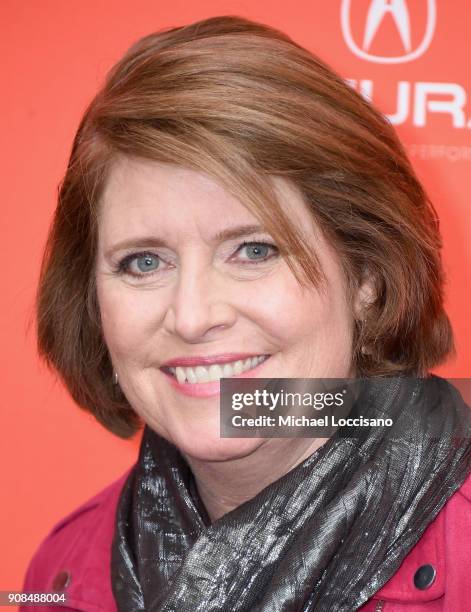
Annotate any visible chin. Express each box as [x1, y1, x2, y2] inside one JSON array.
[[173, 433, 266, 463]]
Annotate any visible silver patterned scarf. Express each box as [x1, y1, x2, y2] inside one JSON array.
[[111, 375, 471, 611]]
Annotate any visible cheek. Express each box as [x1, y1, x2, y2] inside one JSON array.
[[96, 281, 165, 361], [257, 276, 337, 340], [265, 271, 354, 360]]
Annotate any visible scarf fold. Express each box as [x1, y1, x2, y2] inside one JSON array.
[[111, 376, 471, 611]]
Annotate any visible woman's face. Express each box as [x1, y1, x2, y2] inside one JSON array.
[[96, 157, 363, 460]]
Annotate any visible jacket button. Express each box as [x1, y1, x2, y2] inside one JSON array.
[[413, 564, 436, 590], [52, 570, 71, 590]]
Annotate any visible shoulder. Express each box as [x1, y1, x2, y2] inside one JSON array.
[[43, 467, 132, 539], [456, 467, 471, 502], [362, 470, 471, 610], [21, 466, 134, 611]]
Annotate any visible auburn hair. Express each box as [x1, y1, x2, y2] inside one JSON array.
[[36, 16, 454, 438]]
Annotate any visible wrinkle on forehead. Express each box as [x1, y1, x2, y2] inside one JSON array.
[[100, 156, 317, 238], [97, 157, 271, 255]]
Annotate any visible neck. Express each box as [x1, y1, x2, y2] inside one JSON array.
[[183, 438, 327, 522]]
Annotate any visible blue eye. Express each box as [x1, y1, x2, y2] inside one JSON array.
[[241, 243, 269, 259], [135, 254, 159, 272], [237, 241, 277, 262], [117, 252, 160, 277]]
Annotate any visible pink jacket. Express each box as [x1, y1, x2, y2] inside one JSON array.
[[21, 468, 471, 611]]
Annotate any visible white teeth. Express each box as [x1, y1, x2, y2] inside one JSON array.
[[194, 366, 210, 383], [222, 363, 233, 377], [169, 354, 267, 384], [208, 364, 223, 380], [186, 367, 197, 384], [233, 360, 243, 375], [175, 367, 186, 384]]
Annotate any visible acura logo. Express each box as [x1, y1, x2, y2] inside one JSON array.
[[341, 0, 437, 64]]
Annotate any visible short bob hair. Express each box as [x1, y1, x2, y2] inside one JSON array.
[[36, 16, 454, 438]]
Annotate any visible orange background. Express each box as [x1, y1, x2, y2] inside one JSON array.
[[2, 0, 470, 596]]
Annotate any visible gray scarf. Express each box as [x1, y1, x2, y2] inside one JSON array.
[[111, 375, 471, 611]]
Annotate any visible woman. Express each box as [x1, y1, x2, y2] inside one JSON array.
[[22, 15, 471, 611]]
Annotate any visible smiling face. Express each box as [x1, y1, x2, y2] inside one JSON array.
[[95, 156, 360, 460]]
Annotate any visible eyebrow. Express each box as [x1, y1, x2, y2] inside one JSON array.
[[104, 224, 268, 258]]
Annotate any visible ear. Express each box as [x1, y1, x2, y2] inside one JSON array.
[[353, 268, 376, 321]]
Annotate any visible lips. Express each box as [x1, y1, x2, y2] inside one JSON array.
[[161, 353, 267, 368], [160, 353, 271, 398]]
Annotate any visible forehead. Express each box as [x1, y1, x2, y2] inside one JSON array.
[[101, 156, 247, 219], [98, 156, 315, 239]]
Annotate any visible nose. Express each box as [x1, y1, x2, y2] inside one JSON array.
[[162, 261, 236, 343]]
